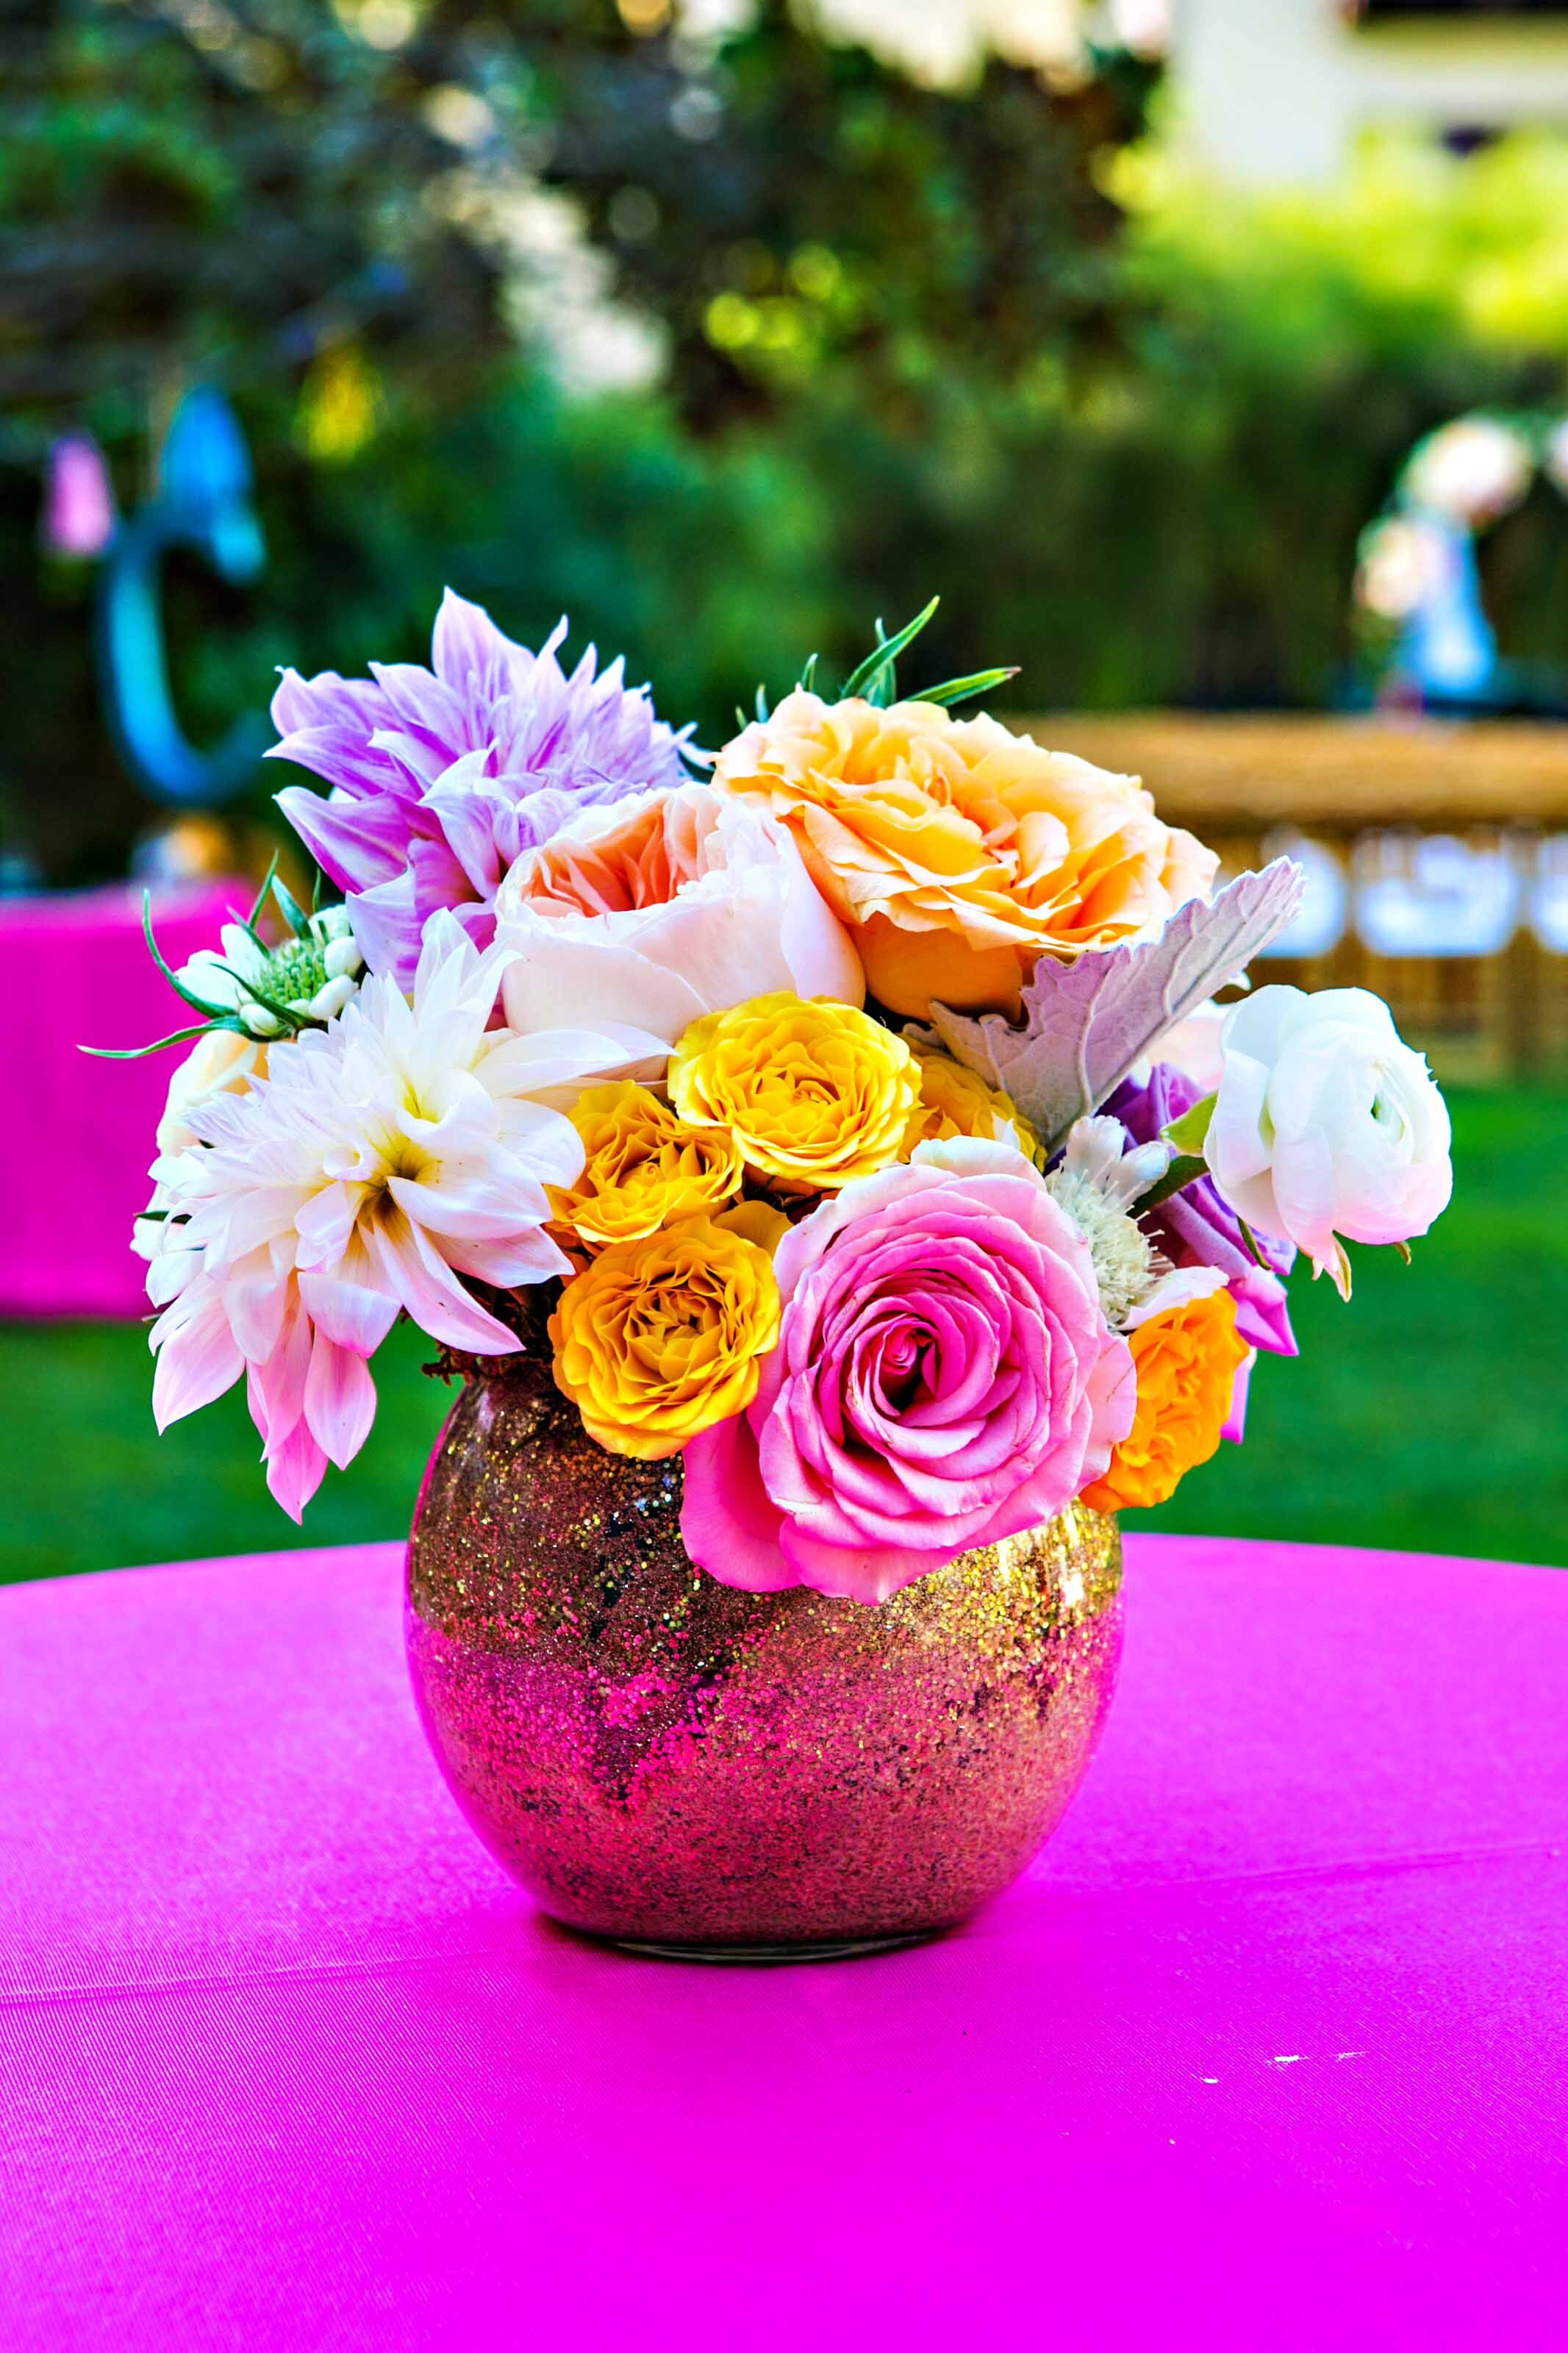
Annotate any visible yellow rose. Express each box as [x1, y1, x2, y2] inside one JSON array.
[[549, 1082, 742, 1251], [712, 1198, 792, 1255], [903, 1046, 1039, 1163], [549, 1217, 781, 1458], [668, 991, 917, 1193], [712, 691, 1217, 1019]]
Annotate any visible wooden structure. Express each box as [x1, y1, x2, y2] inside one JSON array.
[[1004, 711, 1568, 1077]]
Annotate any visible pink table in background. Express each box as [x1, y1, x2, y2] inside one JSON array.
[[2, 1533, 1564, 2352], [0, 879, 243, 1319]]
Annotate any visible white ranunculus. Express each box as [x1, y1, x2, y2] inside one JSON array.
[[1206, 985, 1452, 1299], [493, 783, 864, 1049]]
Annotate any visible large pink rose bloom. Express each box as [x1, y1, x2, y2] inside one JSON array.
[[681, 1139, 1135, 1605]]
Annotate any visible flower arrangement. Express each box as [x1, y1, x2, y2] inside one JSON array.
[[115, 593, 1453, 1601]]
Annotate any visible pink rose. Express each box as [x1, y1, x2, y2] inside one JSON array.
[[681, 1139, 1135, 1605]]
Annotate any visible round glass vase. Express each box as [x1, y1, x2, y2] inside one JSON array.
[[407, 1360, 1123, 1960]]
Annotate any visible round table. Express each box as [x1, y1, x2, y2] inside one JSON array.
[[2, 1535, 1564, 2351]]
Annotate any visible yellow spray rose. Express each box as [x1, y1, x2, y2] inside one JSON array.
[[668, 991, 918, 1194], [712, 1198, 792, 1255], [902, 1046, 1039, 1163], [549, 1082, 742, 1251], [549, 1217, 781, 1459], [712, 691, 1217, 1019]]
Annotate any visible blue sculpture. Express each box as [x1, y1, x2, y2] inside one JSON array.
[[1353, 410, 1568, 715], [96, 387, 269, 805], [1395, 513, 1498, 706]]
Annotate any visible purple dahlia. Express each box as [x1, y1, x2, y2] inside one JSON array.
[[268, 589, 694, 987], [1106, 1062, 1298, 1360]]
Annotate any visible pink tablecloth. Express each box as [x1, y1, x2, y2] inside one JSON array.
[[0, 880, 243, 1318], [1, 1534, 1564, 2352]]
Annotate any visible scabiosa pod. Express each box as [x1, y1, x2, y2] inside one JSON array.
[[1045, 1115, 1228, 1333], [85, 867, 366, 1068], [172, 900, 365, 1040]]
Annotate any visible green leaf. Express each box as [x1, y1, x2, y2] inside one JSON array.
[[918, 666, 1020, 709], [79, 1021, 218, 1061], [1237, 1216, 1272, 1271], [1392, 1239, 1412, 1266], [246, 852, 281, 932], [754, 682, 770, 723], [1134, 1153, 1209, 1215], [798, 652, 820, 694], [841, 596, 939, 701], [142, 894, 233, 1021], [271, 871, 309, 938], [1162, 1092, 1217, 1157]]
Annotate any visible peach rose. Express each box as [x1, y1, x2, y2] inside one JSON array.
[[712, 692, 1216, 1018], [494, 782, 863, 1048]]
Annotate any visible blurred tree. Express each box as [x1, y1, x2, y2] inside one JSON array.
[[12, 2, 1568, 889], [1, 0, 1153, 879], [0, 0, 512, 421], [515, 2, 1152, 429]]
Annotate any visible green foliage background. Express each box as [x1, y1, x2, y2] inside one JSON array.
[[10, 6, 1568, 883]]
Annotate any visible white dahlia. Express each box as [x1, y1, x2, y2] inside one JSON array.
[[145, 913, 665, 1517]]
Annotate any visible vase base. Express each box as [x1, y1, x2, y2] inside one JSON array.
[[573, 1925, 948, 1966]]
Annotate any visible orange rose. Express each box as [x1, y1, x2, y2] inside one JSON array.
[[1081, 1289, 1249, 1513], [712, 691, 1216, 1019]]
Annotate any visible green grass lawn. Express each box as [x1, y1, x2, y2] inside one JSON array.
[[2, 1085, 1564, 1584]]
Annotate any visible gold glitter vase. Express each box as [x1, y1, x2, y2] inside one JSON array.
[[407, 1362, 1123, 1958]]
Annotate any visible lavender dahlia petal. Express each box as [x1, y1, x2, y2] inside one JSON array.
[[269, 591, 695, 988], [1106, 1063, 1298, 1357]]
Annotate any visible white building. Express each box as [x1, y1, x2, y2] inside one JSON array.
[[1174, 0, 1568, 185]]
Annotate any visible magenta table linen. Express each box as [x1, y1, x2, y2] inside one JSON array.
[[0, 880, 242, 1318], [1, 1534, 1564, 2352]]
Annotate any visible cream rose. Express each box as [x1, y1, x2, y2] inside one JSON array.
[[155, 1029, 268, 1158], [493, 783, 863, 1048], [1206, 986, 1452, 1298]]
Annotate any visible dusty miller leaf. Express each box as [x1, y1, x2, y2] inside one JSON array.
[[918, 857, 1306, 1160]]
